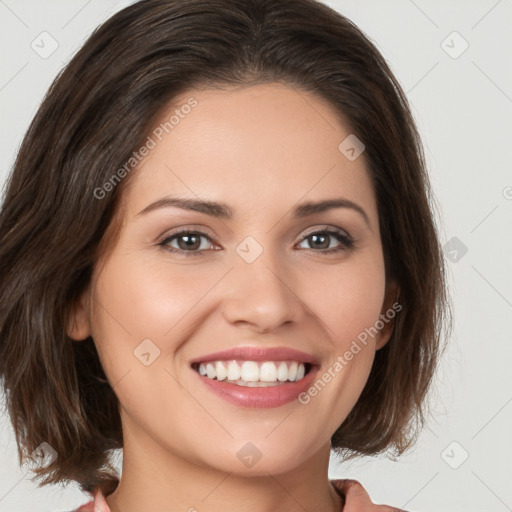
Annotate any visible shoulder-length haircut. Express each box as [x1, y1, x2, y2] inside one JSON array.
[[0, 0, 451, 496]]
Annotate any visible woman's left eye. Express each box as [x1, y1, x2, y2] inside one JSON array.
[[158, 228, 354, 256], [297, 229, 354, 254]]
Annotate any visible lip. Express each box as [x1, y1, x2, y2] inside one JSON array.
[[189, 346, 319, 365], [190, 345, 320, 409], [195, 364, 319, 408]]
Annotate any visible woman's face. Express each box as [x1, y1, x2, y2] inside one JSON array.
[[70, 82, 396, 476]]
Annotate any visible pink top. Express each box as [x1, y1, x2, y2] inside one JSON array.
[[75, 486, 111, 512], [74, 479, 403, 511]]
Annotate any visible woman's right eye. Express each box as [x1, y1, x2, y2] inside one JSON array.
[[158, 230, 215, 256]]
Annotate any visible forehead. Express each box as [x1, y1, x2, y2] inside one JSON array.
[[123, 82, 378, 224]]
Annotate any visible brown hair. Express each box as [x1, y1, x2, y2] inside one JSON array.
[[0, 0, 451, 496]]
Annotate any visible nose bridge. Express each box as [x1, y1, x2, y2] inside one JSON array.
[[220, 238, 303, 332]]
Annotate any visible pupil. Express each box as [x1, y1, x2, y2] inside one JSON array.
[[180, 234, 199, 250], [311, 234, 328, 249]]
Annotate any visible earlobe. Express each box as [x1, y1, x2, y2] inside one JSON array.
[[66, 290, 92, 341], [375, 280, 400, 350], [375, 323, 393, 350]]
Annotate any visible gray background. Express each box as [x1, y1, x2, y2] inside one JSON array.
[[0, 1, 511, 511]]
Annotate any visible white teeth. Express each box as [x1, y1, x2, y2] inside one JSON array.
[[215, 361, 227, 381], [233, 380, 279, 387], [288, 361, 298, 381], [206, 363, 215, 379], [195, 360, 308, 385], [260, 362, 277, 382], [227, 361, 241, 381], [240, 361, 259, 382], [277, 361, 288, 381]]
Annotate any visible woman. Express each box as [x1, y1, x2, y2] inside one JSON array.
[[0, 1, 450, 510]]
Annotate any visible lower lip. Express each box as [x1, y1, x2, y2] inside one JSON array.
[[194, 366, 318, 408]]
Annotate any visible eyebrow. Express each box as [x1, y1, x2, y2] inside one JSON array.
[[137, 195, 371, 228]]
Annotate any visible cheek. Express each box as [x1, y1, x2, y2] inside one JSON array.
[[89, 252, 231, 386], [92, 253, 210, 340], [306, 257, 386, 347], [296, 266, 384, 433]]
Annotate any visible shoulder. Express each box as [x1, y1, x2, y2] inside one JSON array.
[[330, 479, 408, 511]]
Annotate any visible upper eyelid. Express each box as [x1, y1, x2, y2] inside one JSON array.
[[300, 225, 351, 238], [158, 226, 216, 244], [160, 224, 350, 237]]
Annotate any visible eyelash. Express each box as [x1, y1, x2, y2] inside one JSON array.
[[157, 228, 355, 257]]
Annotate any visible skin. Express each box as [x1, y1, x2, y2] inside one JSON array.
[[68, 82, 398, 512]]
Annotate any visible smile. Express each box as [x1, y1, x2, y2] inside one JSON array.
[[191, 360, 311, 387]]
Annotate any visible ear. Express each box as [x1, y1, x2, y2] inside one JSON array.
[[66, 289, 92, 341], [375, 280, 400, 350]]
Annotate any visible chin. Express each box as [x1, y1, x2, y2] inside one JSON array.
[[191, 438, 316, 477]]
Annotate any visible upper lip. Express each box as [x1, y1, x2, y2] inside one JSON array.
[[190, 346, 319, 365]]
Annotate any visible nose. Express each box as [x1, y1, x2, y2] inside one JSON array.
[[220, 253, 304, 334]]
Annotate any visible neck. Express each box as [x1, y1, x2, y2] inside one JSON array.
[[106, 423, 342, 512]]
